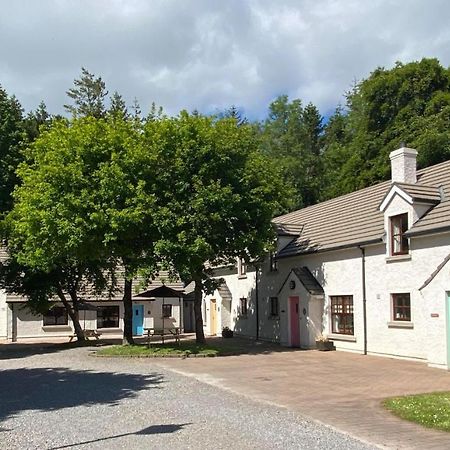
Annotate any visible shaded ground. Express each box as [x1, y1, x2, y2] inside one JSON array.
[[0, 343, 374, 450]]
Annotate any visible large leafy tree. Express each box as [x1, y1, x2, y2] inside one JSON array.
[[145, 112, 286, 343], [3, 117, 158, 343], [322, 58, 450, 197]]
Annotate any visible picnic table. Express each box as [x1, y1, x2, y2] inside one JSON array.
[[144, 327, 181, 347], [69, 329, 102, 342]]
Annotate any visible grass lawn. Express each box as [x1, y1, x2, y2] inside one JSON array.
[[383, 392, 450, 432], [96, 342, 239, 358]]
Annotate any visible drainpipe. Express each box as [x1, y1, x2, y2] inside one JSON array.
[[359, 246, 367, 355], [253, 262, 260, 341]]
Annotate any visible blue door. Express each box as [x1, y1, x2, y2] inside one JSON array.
[[133, 305, 144, 336]]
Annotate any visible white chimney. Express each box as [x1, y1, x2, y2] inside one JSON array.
[[389, 146, 418, 184]]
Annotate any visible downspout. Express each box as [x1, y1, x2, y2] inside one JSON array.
[[254, 262, 260, 341], [358, 246, 367, 355]]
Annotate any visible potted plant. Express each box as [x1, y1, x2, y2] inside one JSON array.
[[315, 334, 335, 351], [222, 326, 234, 338]]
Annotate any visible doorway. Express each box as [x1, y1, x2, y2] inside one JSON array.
[[210, 299, 217, 335], [289, 296, 300, 347], [132, 304, 144, 336]]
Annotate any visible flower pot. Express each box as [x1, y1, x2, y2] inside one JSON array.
[[222, 328, 234, 338], [316, 340, 335, 351]]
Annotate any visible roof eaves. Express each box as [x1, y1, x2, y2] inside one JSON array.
[[276, 237, 383, 259], [405, 224, 450, 238]]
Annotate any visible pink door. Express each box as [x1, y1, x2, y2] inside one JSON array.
[[289, 296, 300, 347]]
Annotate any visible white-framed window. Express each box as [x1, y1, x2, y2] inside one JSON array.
[[238, 257, 247, 277], [390, 213, 409, 255]]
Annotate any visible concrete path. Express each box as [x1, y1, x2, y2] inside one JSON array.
[[155, 346, 450, 449]]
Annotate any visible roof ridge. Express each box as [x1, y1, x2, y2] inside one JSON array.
[[275, 159, 450, 222]]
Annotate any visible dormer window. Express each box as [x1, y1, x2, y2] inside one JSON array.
[[238, 257, 247, 278], [390, 213, 409, 255]]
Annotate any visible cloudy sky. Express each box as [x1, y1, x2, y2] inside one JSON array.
[[1, 0, 450, 120]]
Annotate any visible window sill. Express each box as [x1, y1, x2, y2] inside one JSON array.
[[329, 333, 356, 342], [385, 254, 411, 263], [237, 275, 247, 280], [387, 321, 414, 329], [42, 325, 71, 332]]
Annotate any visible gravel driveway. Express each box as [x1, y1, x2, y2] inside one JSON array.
[[0, 345, 376, 450]]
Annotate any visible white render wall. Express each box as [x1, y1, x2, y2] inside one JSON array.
[[4, 298, 183, 340], [208, 231, 450, 368], [0, 290, 7, 339]]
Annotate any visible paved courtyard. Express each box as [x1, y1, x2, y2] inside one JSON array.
[[0, 339, 449, 449]]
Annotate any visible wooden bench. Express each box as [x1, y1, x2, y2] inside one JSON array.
[[69, 330, 102, 342], [144, 327, 181, 347]]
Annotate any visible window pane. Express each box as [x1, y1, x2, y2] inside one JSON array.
[[392, 293, 411, 321], [330, 296, 354, 335], [162, 304, 172, 318], [43, 307, 68, 326], [97, 306, 119, 328]]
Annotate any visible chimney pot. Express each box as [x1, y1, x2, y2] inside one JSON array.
[[389, 146, 418, 184]]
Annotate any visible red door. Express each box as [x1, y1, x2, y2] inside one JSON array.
[[289, 296, 300, 347]]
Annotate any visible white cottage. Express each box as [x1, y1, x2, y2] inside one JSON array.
[[204, 148, 450, 369], [0, 270, 191, 341]]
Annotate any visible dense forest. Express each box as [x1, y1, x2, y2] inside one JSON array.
[[1, 58, 450, 217]]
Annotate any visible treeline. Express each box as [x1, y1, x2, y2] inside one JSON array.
[[1, 58, 450, 344], [258, 57, 450, 208], [3, 58, 450, 213]]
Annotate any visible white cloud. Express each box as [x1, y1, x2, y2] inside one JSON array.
[[0, 0, 449, 120]]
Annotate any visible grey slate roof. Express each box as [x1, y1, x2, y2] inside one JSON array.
[[394, 182, 441, 203], [274, 159, 450, 258], [277, 267, 324, 295], [218, 281, 232, 302]]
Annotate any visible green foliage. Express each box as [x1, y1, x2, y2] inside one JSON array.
[[0, 86, 24, 214], [64, 67, 108, 118], [384, 392, 450, 432], [96, 343, 226, 357], [108, 91, 128, 120], [260, 95, 323, 208], [145, 112, 285, 281], [321, 58, 450, 198]]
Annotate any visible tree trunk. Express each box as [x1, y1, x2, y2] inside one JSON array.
[[193, 277, 205, 344], [122, 277, 134, 345], [57, 288, 85, 342]]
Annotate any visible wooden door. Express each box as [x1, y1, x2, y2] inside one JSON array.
[[210, 299, 217, 335], [289, 296, 300, 347]]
